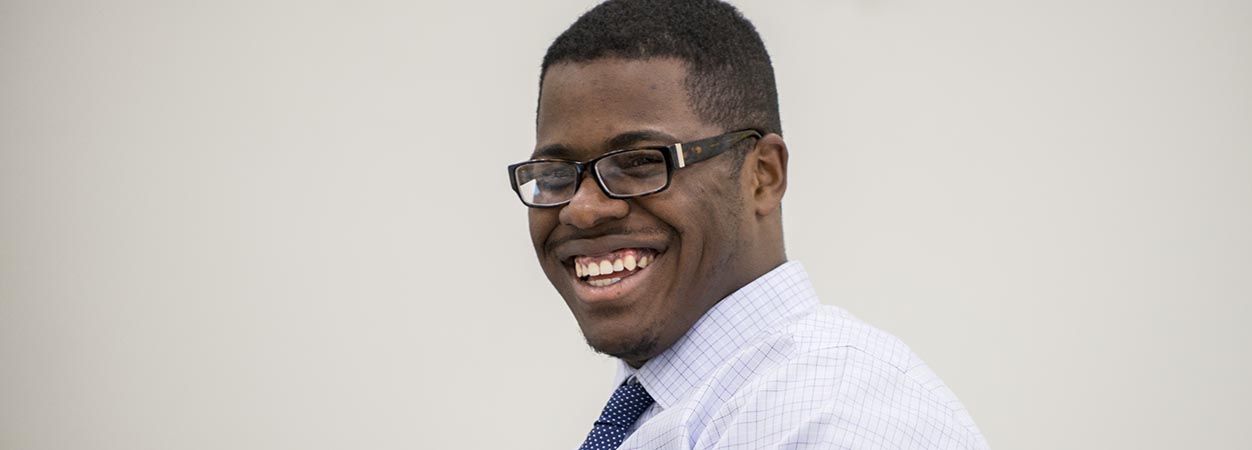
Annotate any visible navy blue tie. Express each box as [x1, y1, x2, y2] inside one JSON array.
[[579, 378, 655, 450]]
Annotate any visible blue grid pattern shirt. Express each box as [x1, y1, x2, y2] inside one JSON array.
[[606, 262, 990, 449]]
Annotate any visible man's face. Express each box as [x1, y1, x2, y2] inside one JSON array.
[[530, 58, 752, 366]]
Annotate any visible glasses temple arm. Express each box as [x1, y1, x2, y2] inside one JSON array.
[[669, 130, 761, 170]]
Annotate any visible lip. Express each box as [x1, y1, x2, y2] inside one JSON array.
[[551, 235, 669, 265]]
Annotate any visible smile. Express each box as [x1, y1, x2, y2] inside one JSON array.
[[571, 248, 659, 287]]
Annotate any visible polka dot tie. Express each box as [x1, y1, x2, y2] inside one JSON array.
[[578, 378, 655, 450]]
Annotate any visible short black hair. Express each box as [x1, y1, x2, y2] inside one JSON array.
[[540, 0, 782, 139]]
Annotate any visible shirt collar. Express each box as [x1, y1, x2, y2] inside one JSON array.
[[616, 261, 820, 409]]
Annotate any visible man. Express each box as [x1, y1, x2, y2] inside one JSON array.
[[507, 1, 990, 448]]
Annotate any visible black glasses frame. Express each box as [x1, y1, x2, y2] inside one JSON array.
[[507, 129, 762, 208]]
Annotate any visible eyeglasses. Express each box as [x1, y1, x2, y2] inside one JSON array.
[[507, 129, 762, 208]]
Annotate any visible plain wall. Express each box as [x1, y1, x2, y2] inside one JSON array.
[[2, 0, 1249, 449]]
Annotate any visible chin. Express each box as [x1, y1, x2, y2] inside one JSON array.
[[583, 327, 660, 362]]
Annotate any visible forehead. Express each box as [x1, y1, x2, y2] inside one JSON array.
[[535, 58, 707, 159]]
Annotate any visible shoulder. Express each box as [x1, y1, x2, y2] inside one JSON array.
[[707, 306, 989, 449]]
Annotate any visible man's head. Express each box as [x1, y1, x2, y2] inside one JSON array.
[[541, 0, 782, 149], [521, 0, 789, 367]]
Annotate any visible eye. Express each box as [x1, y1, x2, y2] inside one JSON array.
[[540, 167, 575, 178], [537, 167, 576, 187], [624, 153, 664, 168]]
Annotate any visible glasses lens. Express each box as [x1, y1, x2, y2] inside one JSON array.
[[514, 161, 578, 206], [597, 149, 668, 197]]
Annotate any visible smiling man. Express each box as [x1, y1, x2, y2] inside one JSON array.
[[508, 1, 989, 449]]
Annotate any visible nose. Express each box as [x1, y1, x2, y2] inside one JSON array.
[[558, 175, 629, 229]]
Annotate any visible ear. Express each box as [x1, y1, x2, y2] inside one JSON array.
[[748, 133, 788, 217]]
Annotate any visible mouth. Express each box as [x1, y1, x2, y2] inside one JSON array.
[[571, 248, 659, 285], [565, 248, 662, 302], [549, 231, 672, 305]]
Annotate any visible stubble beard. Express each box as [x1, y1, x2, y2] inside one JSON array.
[[585, 322, 662, 363]]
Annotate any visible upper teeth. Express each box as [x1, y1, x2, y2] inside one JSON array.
[[575, 252, 653, 279]]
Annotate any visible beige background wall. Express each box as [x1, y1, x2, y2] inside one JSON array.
[[2, 1, 1249, 449]]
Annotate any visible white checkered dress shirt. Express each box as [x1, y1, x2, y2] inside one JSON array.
[[604, 261, 989, 449]]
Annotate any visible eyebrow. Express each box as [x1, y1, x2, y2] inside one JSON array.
[[531, 129, 681, 160]]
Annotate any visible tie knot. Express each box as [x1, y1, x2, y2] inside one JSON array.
[[579, 379, 656, 450], [595, 381, 654, 428]]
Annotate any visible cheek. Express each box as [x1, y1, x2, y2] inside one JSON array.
[[669, 178, 746, 254], [527, 210, 558, 251], [681, 173, 743, 222]]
